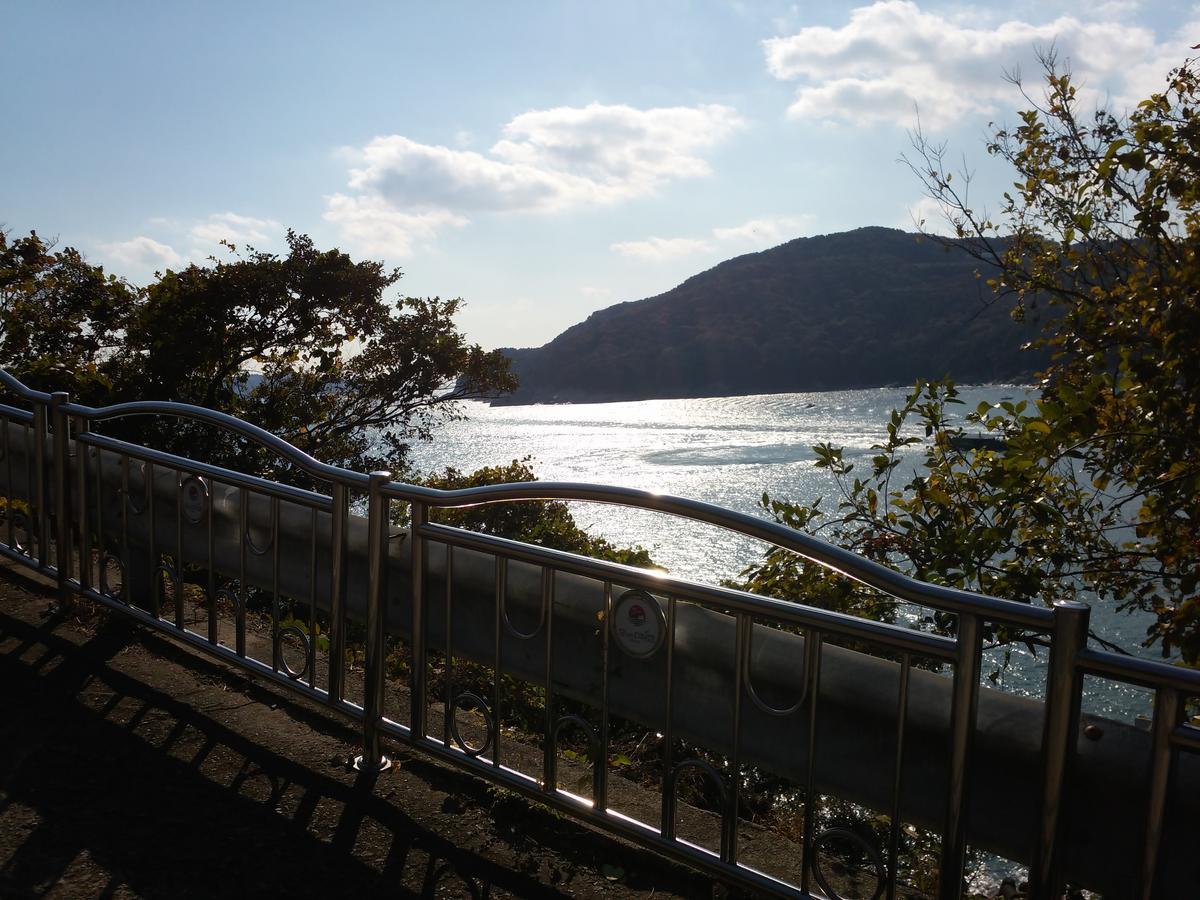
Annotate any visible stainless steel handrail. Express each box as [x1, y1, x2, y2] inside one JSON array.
[[2, 364, 1196, 899], [2, 369, 1053, 625]]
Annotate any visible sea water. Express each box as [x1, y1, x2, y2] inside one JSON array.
[[409, 385, 1165, 721]]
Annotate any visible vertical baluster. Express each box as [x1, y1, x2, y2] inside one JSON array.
[[356, 470, 391, 772], [541, 566, 554, 790], [74, 422, 90, 592], [887, 653, 912, 900], [145, 461, 158, 617], [595, 581, 611, 812], [94, 443, 104, 567], [1139, 686, 1181, 899], [3, 420, 12, 550], [329, 484, 348, 703], [801, 630, 823, 895], [445, 544, 457, 748], [270, 496, 281, 670], [410, 498, 427, 741], [236, 487, 248, 656], [308, 506, 318, 688], [32, 402, 46, 565], [120, 455, 130, 585], [174, 470, 184, 628], [50, 393, 70, 596], [93, 448, 104, 573], [661, 595, 677, 837], [206, 478, 216, 643], [939, 612, 982, 900], [801, 633, 820, 897], [1031, 600, 1090, 898], [494, 556, 504, 768], [724, 613, 747, 865]]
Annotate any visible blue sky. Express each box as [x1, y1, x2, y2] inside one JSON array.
[[3, 1, 1195, 349]]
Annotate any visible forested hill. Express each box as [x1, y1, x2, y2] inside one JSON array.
[[494, 227, 1047, 405]]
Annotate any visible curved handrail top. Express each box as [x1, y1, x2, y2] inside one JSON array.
[[1, 366, 1056, 626], [61, 398, 369, 489], [392, 479, 1056, 626], [0, 368, 53, 403]]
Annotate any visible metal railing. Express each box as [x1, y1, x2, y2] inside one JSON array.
[[1, 368, 1197, 899]]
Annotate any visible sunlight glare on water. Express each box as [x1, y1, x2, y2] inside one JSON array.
[[412, 385, 1012, 581], [410, 385, 1163, 719]]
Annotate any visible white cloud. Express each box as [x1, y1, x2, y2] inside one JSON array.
[[490, 103, 743, 198], [763, 1, 1192, 128], [323, 195, 468, 257], [613, 215, 809, 262], [189, 212, 282, 251], [327, 102, 745, 257], [100, 235, 182, 271], [611, 236, 714, 261]]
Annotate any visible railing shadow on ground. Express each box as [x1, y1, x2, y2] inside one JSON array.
[[0, 575, 714, 900]]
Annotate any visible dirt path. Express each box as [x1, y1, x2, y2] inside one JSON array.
[[0, 564, 728, 899]]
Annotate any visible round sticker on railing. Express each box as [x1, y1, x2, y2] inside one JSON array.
[[180, 475, 209, 524], [611, 589, 666, 659]]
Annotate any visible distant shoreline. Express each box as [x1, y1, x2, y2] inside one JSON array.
[[487, 380, 1037, 409]]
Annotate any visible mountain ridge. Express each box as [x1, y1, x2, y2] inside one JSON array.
[[494, 227, 1045, 405]]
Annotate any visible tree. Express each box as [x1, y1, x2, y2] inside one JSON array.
[[422, 457, 655, 568], [1, 229, 516, 481], [740, 51, 1200, 662], [0, 229, 136, 398]]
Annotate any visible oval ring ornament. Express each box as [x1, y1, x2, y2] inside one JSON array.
[[811, 826, 887, 900], [180, 475, 209, 525], [275, 625, 310, 680], [448, 691, 495, 758], [99, 552, 127, 601], [610, 588, 666, 659]]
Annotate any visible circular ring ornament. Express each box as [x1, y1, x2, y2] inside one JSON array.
[[217, 587, 242, 616], [244, 519, 273, 556], [155, 563, 181, 612], [99, 552, 127, 601], [275, 625, 310, 680], [741, 619, 810, 717], [180, 475, 209, 525], [448, 691, 495, 758], [610, 588, 666, 659], [811, 827, 887, 900]]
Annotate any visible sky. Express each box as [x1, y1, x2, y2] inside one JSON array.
[[3, 1, 1196, 350]]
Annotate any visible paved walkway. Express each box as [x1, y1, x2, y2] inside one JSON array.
[[0, 565, 720, 899]]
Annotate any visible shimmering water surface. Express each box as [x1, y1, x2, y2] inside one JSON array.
[[410, 385, 1163, 720]]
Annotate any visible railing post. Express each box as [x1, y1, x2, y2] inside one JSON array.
[[50, 392, 71, 600], [939, 611, 981, 899], [328, 482, 348, 704], [32, 401, 47, 566], [1140, 686, 1181, 899], [355, 470, 392, 773], [74, 415, 91, 591], [1030, 599, 1090, 898], [410, 499, 428, 741]]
